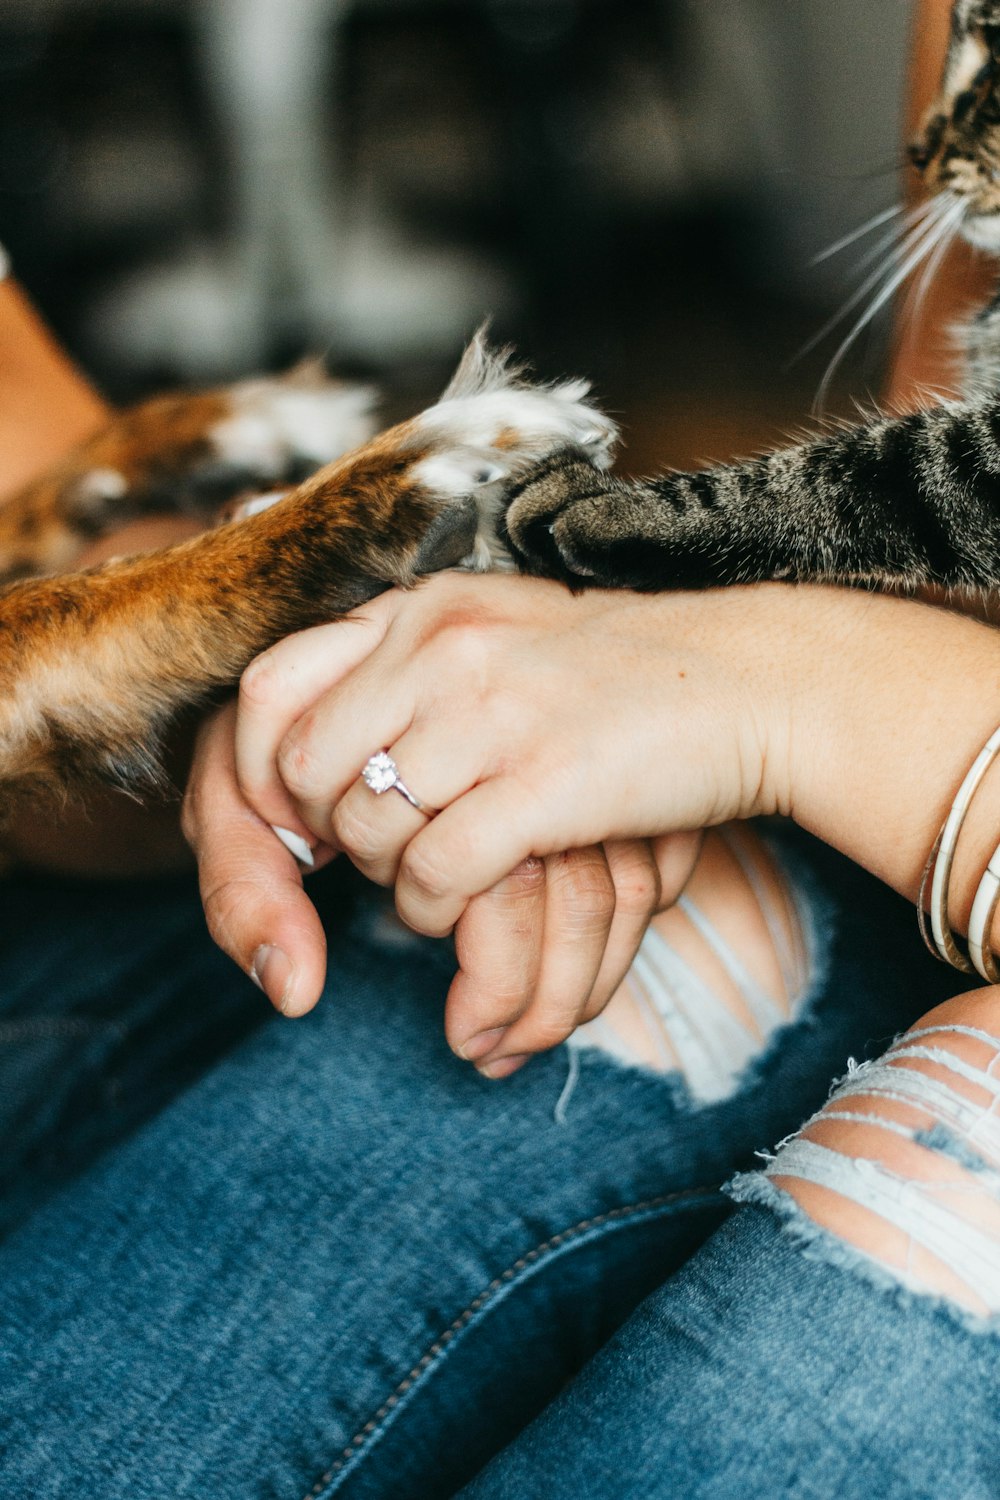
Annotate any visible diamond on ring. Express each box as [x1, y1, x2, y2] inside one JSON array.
[[361, 750, 439, 816], [362, 750, 399, 795]]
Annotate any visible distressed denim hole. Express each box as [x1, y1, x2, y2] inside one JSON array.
[[568, 824, 817, 1103], [766, 1005, 1000, 1318]]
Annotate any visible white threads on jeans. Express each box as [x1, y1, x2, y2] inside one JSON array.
[[767, 1025, 1000, 1314], [832, 1029, 1000, 1158], [770, 1136, 1000, 1311], [568, 829, 817, 1103]]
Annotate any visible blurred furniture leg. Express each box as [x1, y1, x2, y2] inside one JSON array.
[[196, 0, 348, 354]]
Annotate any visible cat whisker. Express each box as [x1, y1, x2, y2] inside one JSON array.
[[811, 153, 911, 184], [850, 211, 934, 281], [814, 195, 967, 410], [811, 204, 904, 266], [797, 195, 957, 367], [812, 197, 940, 270], [906, 201, 967, 329]]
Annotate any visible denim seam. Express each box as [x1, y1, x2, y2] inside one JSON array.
[[0, 1018, 126, 1043], [301, 1184, 726, 1500]]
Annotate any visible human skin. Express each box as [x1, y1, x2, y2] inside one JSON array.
[[181, 0, 1000, 1083], [181, 0, 1000, 1063], [176, 567, 1000, 1077], [9, 0, 994, 1049], [0, 281, 109, 501], [0, 280, 205, 875], [0, 276, 693, 1000]]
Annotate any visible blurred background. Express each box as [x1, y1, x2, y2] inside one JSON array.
[[1, 0, 914, 472]]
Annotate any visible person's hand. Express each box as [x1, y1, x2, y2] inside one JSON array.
[[182, 699, 332, 1013], [426, 831, 702, 1074], [235, 573, 793, 924], [182, 693, 704, 1074], [217, 573, 804, 1057]]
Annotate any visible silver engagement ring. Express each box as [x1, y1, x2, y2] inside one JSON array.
[[361, 751, 439, 816]]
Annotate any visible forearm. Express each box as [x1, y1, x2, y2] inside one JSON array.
[[785, 583, 1000, 947], [0, 281, 109, 496]]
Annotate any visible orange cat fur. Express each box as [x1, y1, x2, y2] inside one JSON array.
[[0, 338, 616, 809]]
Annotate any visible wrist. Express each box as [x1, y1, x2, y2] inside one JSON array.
[[614, 582, 806, 830], [785, 586, 1000, 911]]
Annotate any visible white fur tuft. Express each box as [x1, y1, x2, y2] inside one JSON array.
[[211, 370, 379, 476], [440, 325, 528, 400], [410, 334, 617, 574], [420, 335, 618, 470]]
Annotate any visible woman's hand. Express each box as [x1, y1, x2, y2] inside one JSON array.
[[234, 573, 793, 935], [189, 573, 1000, 1066]]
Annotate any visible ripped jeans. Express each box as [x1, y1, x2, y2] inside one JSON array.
[[0, 823, 993, 1499]]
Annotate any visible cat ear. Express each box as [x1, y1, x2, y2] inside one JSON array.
[[62, 468, 130, 526]]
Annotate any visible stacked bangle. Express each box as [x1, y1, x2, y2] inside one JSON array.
[[921, 725, 1000, 981]]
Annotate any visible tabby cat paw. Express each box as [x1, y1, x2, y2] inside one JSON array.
[[503, 456, 641, 583], [506, 457, 734, 591]]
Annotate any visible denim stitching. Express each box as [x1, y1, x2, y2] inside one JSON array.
[[0, 1018, 125, 1043], [301, 1184, 724, 1500]]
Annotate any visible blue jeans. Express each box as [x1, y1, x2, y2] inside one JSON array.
[[0, 827, 985, 1498]]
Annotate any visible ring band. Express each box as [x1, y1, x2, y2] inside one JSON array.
[[361, 750, 439, 817]]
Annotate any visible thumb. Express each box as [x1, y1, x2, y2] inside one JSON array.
[[183, 702, 328, 1015]]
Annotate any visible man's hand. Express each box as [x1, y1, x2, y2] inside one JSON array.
[[182, 700, 330, 1016]]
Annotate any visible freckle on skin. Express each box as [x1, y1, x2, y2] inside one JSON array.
[[678, 671, 686, 679]]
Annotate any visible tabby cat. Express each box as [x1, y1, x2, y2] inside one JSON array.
[[503, 2, 1000, 598]]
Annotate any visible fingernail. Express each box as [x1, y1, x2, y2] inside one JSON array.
[[271, 825, 315, 868], [477, 1053, 532, 1080], [456, 1026, 508, 1062], [251, 945, 295, 1014]]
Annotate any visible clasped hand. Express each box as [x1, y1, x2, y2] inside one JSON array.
[[183, 573, 795, 1074]]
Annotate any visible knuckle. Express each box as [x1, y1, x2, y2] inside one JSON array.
[[471, 984, 531, 1024], [399, 840, 453, 905], [330, 798, 381, 861], [552, 854, 616, 931], [276, 730, 324, 801], [421, 608, 499, 674], [239, 651, 282, 708], [520, 1012, 577, 1052], [495, 856, 546, 900], [611, 858, 661, 918], [201, 878, 257, 960]]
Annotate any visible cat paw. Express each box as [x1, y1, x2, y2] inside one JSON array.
[[503, 455, 636, 583], [68, 367, 378, 529], [408, 334, 618, 570], [208, 363, 378, 488], [505, 455, 732, 590]]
